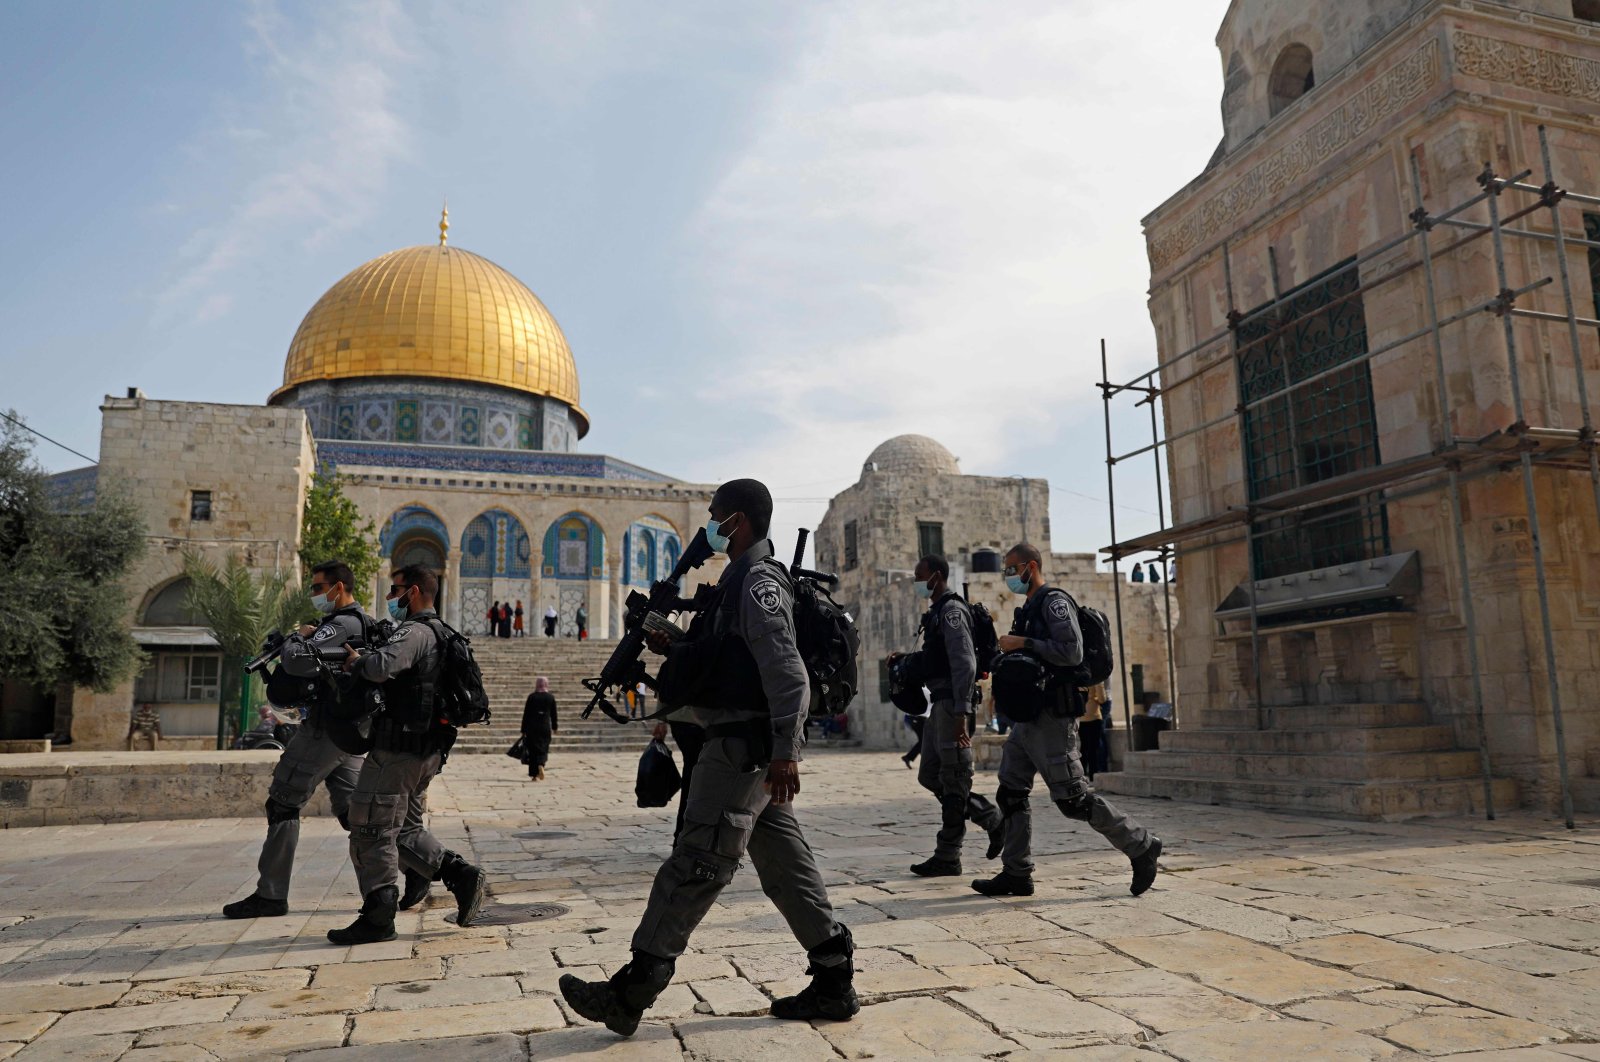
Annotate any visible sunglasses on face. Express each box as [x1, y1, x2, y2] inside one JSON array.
[[1002, 564, 1029, 577], [387, 584, 410, 599]]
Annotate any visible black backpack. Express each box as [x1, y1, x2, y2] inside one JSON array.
[[785, 564, 862, 717], [967, 599, 1000, 678], [418, 617, 492, 728], [1055, 591, 1114, 688]]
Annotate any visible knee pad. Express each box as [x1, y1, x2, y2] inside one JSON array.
[[1055, 789, 1095, 823], [996, 785, 1031, 818], [265, 798, 301, 826]]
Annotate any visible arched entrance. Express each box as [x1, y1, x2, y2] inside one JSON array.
[[460, 509, 532, 636], [541, 512, 605, 638], [381, 505, 449, 617]]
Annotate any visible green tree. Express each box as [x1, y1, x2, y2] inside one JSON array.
[[0, 415, 145, 693], [299, 469, 382, 602], [182, 550, 316, 744]]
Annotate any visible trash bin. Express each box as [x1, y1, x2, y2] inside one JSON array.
[[1130, 714, 1171, 752]]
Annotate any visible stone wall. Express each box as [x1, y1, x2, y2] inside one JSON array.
[[815, 460, 1175, 749], [66, 397, 317, 751], [1143, 2, 1600, 811], [0, 752, 330, 827]]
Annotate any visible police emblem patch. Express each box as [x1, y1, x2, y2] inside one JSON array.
[[312, 625, 338, 642], [750, 580, 782, 615], [1048, 595, 1071, 620], [946, 610, 964, 627]]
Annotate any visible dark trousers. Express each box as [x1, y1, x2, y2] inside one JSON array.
[[1077, 719, 1105, 780], [669, 721, 706, 844], [903, 714, 926, 762], [526, 724, 551, 773]]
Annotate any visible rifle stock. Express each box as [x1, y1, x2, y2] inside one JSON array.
[[581, 527, 715, 721]]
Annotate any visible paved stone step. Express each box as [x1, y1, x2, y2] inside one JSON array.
[[1160, 725, 1459, 755], [1192, 702, 1431, 730], [1122, 747, 1485, 783], [1094, 770, 1518, 821]]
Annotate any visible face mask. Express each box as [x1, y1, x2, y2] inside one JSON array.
[[387, 593, 409, 622], [310, 591, 335, 615], [914, 579, 933, 599], [1005, 572, 1029, 595], [705, 515, 738, 554]]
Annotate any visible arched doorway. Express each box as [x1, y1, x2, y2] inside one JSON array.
[[381, 505, 449, 618], [541, 512, 605, 638], [460, 509, 533, 636]]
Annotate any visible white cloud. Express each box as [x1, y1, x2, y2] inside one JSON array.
[[685, 0, 1228, 553], [156, 0, 419, 323]]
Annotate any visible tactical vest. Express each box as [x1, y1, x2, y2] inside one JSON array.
[[658, 557, 783, 714], [381, 616, 445, 733], [1012, 587, 1084, 717], [918, 593, 965, 690]]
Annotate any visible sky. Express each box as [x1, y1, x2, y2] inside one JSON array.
[[0, 0, 1231, 563]]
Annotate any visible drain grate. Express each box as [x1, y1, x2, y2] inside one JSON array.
[[454, 902, 571, 927], [515, 830, 577, 840]]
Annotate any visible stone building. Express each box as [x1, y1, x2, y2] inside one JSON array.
[[31, 215, 716, 749], [1097, 0, 1600, 818], [814, 434, 1175, 750]]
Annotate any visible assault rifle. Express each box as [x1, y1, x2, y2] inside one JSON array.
[[581, 527, 716, 723], [787, 528, 838, 588]]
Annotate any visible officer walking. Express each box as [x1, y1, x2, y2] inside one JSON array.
[[559, 479, 858, 1037], [974, 543, 1162, 898], [223, 560, 371, 920], [329, 564, 489, 945], [887, 555, 1003, 877]]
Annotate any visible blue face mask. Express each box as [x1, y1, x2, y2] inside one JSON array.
[[914, 579, 933, 599], [705, 515, 738, 554], [1005, 573, 1029, 595], [310, 591, 335, 615], [387, 594, 409, 622]]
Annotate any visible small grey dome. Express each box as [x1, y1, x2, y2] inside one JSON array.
[[863, 434, 960, 477]]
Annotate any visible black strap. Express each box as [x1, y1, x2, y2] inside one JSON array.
[[706, 720, 772, 769]]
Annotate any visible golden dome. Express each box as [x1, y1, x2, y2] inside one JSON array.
[[272, 243, 587, 434]]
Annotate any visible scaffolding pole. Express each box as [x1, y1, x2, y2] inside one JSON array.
[[1098, 141, 1599, 822], [1142, 387, 1180, 727], [1100, 341, 1134, 736], [1484, 163, 1576, 830], [1410, 152, 1496, 820]]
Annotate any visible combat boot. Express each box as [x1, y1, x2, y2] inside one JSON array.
[[909, 857, 962, 877], [221, 893, 288, 920], [559, 952, 675, 1037], [326, 885, 398, 945], [971, 870, 1034, 897], [398, 868, 431, 911], [771, 927, 859, 1022], [1130, 838, 1162, 897], [438, 850, 487, 927]]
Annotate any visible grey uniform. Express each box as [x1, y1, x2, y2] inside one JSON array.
[[347, 609, 452, 898], [633, 541, 843, 962], [254, 608, 367, 902], [997, 588, 1152, 877], [914, 594, 1001, 863]]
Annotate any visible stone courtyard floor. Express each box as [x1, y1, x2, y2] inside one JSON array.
[[2, 750, 1600, 1061]]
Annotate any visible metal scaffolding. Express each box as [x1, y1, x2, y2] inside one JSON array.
[[1099, 126, 1600, 829]]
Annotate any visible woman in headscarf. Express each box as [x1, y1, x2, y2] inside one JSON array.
[[522, 676, 558, 780]]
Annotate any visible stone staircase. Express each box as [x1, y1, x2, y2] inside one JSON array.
[[451, 637, 655, 755], [1094, 701, 1517, 821]]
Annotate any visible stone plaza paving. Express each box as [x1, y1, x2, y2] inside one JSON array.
[[2, 750, 1600, 1060]]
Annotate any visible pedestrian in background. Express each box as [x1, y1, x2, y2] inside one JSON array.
[[544, 604, 558, 638], [1079, 683, 1109, 781], [522, 676, 558, 781], [513, 601, 525, 637], [576, 604, 588, 640]]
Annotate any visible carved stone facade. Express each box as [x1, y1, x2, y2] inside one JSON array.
[[815, 436, 1175, 751], [1122, 0, 1600, 815]]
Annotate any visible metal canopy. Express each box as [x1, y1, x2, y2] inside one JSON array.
[[1214, 551, 1420, 622]]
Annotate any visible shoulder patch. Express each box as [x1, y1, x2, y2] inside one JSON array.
[[749, 578, 782, 615], [1047, 595, 1071, 620], [946, 609, 965, 627], [311, 624, 339, 642]]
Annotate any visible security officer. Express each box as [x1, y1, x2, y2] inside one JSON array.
[[887, 555, 1003, 877], [559, 479, 858, 1038], [973, 543, 1162, 898], [329, 563, 488, 945], [223, 560, 371, 920]]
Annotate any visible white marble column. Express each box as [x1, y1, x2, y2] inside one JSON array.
[[605, 546, 624, 639], [444, 548, 462, 626]]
